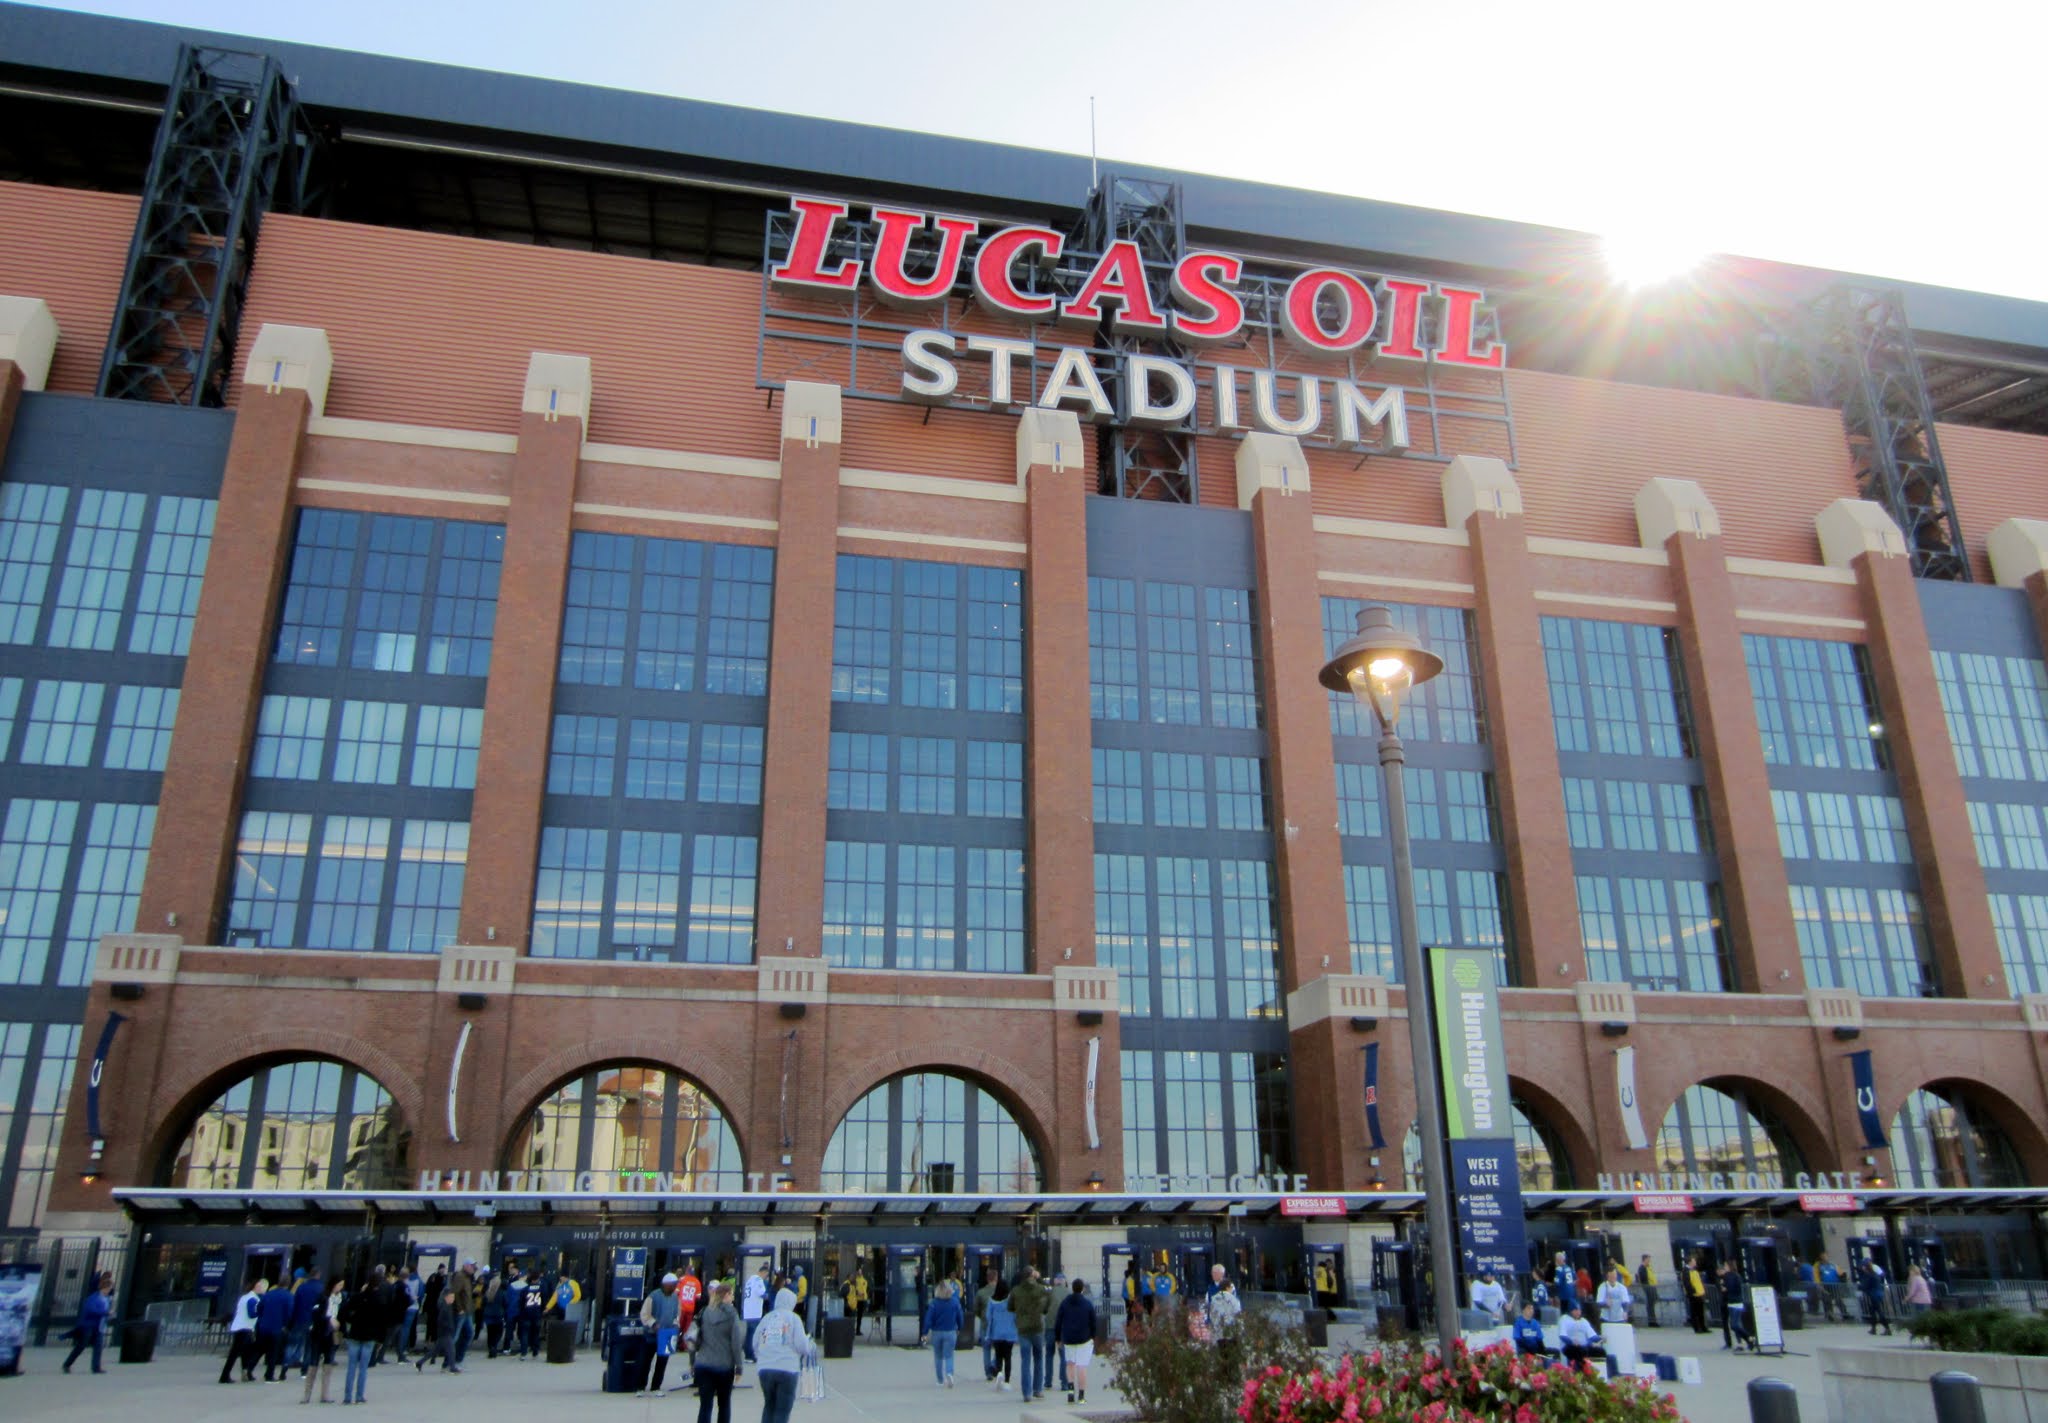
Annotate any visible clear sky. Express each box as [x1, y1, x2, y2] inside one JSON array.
[[34, 0, 2048, 303]]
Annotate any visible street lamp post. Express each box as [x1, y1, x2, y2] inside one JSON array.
[[1320, 605, 1462, 1364]]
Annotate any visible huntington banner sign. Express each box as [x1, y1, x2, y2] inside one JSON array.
[[759, 196, 1516, 461], [1432, 946, 1527, 1279]]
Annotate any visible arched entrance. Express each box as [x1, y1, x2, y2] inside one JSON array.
[[821, 1070, 1043, 1194], [1654, 1080, 1808, 1182], [503, 1062, 742, 1190], [161, 1056, 410, 1191], [1889, 1084, 2025, 1189]]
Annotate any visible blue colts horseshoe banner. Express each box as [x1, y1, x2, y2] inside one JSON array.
[[1848, 1050, 1887, 1148], [1362, 1041, 1385, 1149], [85, 1011, 126, 1140]]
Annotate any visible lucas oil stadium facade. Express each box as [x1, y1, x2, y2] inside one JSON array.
[[0, 0, 2046, 1334]]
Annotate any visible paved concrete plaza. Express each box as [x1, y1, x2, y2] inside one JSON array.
[[0, 1320, 1938, 1423]]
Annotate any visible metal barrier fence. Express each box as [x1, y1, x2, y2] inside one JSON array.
[[0, 1234, 132, 1347]]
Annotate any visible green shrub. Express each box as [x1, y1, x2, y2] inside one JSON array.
[[1904, 1306, 2048, 1357], [1111, 1302, 1324, 1423]]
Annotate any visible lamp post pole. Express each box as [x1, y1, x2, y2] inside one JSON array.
[[1377, 721, 1464, 1363]]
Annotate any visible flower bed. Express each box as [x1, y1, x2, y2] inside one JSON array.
[[1239, 1342, 1684, 1423]]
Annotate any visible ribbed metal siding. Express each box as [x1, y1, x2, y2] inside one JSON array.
[[1506, 368, 1858, 563], [0, 182, 138, 395], [1939, 421, 2048, 582], [232, 213, 782, 457]]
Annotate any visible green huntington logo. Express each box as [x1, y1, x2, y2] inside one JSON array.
[[1451, 958, 1482, 991]]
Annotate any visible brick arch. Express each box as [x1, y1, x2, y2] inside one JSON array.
[[1507, 1074, 1598, 1189], [144, 1027, 428, 1184], [498, 1035, 753, 1165], [1647, 1072, 1836, 1177], [1888, 1075, 2048, 1187], [820, 1045, 1055, 1171]]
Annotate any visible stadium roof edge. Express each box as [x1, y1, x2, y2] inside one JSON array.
[[3, 1, 2044, 353]]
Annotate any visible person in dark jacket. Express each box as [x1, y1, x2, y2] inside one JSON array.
[[62, 1272, 114, 1374], [1054, 1279, 1097, 1405], [288, 1267, 324, 1373], [257, 1275, 295, 1380], [1008, 1268, 1051, 1403], [692, 1281, 747, 1423], [303, 1277, 342, 1403], [338, 1274, 385, 1403]]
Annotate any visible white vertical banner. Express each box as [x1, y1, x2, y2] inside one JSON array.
[[1616, 1045, 1649, 1149], [1084, 1037, 1101, 1149], [447, 1019, 472, 1144]]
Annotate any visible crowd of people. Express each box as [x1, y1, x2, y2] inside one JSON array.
[[1481, 1245, 1928, 1366]]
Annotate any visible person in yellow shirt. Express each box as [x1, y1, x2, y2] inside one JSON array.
[[849, 1270, 870, 1336], [1684, 1254, 1709, 1334], [1637, 1254, 1660, 1326]]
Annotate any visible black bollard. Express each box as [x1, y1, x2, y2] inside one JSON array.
[[1930, 1371, 1986, 1423], [1747, 1376, 1801, 1423]]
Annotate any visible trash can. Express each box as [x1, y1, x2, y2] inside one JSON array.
[[604, 1321, 651, 1394], [822, 1316, 856, 1359], [547, 1318, 578, 1364], [119, 1320, 158, 1364], [1780, 1294, 1805, 1331], [1303, 1309, 1330, 1348]]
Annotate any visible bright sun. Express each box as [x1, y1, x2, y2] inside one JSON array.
[[1600, 229, 1708, 289]]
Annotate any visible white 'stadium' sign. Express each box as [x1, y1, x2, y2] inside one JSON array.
[[767, 197, 1510, 452]]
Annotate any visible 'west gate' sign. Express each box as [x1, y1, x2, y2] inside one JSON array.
[[764, 197, 1512, 454]]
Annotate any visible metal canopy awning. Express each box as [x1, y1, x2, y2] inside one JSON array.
[[109, 1185, 2048, 1226]]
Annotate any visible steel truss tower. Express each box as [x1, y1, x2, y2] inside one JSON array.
[[97, 45, 319, 407], [1783, 286, 1970, 581], [1072, 175, 1199, 504]]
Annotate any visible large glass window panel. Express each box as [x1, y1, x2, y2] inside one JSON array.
[[388, 820, 466, 954], [686, 835, 757, 964], [0, 484, 67, 644], [47, 488, 145, 651], [21, 679, 102, 766], [129, 494, 216, 657], [1088, 576, 1139, 721], [59, 803, 155, 986], [305, 816, 391, 950], [1095, 853, 1150, 1015], [705, 545, 774, 696], [0, 800, 77, 985], [424, 520, 502, 676], [274, 510, 358, 667], [350, 516, 431, 672], [410, 705, 482, 790], [559, 533, 632, 686], [103, 684, 179, 772], [226, 811, 312, 949], [823, 841, 886, 968], [333, 700, 406, 785]]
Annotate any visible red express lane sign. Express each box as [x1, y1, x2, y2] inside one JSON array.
[[1633, 1193, 1695, 1214], [1799, 1192, 1859, 1213], [1281, 1196, 1347, 1218]]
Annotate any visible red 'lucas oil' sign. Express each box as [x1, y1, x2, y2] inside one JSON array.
[[770, 197, 1507, 367]]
